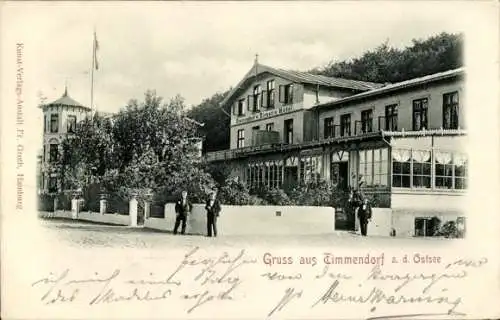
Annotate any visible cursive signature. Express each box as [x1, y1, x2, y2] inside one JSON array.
[[312, 279, 463, 314]]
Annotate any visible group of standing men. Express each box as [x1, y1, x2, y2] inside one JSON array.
[[173, 190, 221, 237]]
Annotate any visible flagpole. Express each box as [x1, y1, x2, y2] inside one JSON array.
[[91, 29, 96, 118]]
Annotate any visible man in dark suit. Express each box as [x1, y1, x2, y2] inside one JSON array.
[[205, 191, 221, 237], [174, 190, 192, 235], [357, 198, 372, 236]]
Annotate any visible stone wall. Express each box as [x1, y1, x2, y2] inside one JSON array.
[[143, 204, 336, 236]]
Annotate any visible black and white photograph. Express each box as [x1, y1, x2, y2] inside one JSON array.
[[1, 1, 499, 319]]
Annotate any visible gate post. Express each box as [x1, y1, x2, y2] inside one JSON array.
[[144, 201, 150, 219], [100, 193, 107, 215], [129, 194, 138, 227], [71, 198, 79, 219]]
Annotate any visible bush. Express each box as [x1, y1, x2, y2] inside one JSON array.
[[263, 188, 292, 205], [436, 220, 463, 238], [218, 179, 264, 205], [287, 180, 335, 206]]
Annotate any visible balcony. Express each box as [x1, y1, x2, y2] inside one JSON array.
[[206, 116, 467, 162]]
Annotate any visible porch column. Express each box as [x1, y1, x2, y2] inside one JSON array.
[[323, 148, 331, 182]]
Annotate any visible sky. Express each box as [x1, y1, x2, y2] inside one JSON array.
[[2, 1, 474, 114]]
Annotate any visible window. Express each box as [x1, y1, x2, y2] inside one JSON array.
[[48, 176, 58, 193], [253, 85, 261, 111], [385, 104, 398, 131], [246, 95, 252, 112], [268, 160, 283, 189], [394, 149, 467, 190], [279, 84, 294, 104], [373, 149, 389, 186], [435, 152, 453, 189], [454, 155, 467, 189], [284, 119, 293, 144], [359, 149, 389, 187], [392, 149, 411, 188], [300, 156, 322, 183], [237, 129, 245, 148], [324, 117, 334, 139], [412, 150, 431, 188], [67, 115, 77, 133], [267, 80, 275, 108], [266, 123, 274, 131], [49, 144, 59, 163], [443, 92, 459, 129], [340, 114, 351, 137], [414, 217, 440, 237], [237, 99, 245, 116], [252, 125, 260, 131], [44, 115, 47, 133], [50, 114, 59, 133], [43, 145, 46, 162], [361, 109, 373, 133], [412, 98, 428, 131]]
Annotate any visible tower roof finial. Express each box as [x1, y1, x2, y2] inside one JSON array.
[[255, 53, 259, 65], [63, 79, 68, 97]]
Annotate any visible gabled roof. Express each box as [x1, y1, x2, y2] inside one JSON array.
[[42, 88, 90, 110], [313, 67, 465, 111], [220, 63, 385, 108]]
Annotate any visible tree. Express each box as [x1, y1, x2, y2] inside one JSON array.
[[58, 90, 215, 204], [310, 32, 463, 83], [187, 90, 231, 153]]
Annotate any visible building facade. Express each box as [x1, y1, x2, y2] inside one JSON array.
[[207, 62, 467, 237], [39, 88, 91, 194]]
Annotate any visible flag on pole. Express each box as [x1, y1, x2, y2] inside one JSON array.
[[93, 31, 99, 70]]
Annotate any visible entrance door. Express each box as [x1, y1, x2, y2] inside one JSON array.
[[332, 161, 355, 231], [331, 161, 349, 191], [284, 166, 298, 190]]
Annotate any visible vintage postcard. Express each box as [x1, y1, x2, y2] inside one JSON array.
[[1, 1, 500, 319]]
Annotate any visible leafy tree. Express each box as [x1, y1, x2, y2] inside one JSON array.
[[310, 32, 463, 83], [187, 90, 231, 153], [58, 90, 215, 204]]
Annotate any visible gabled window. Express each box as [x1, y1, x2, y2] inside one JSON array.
[[253, 85, 261, 111], [279, 84, 294, 104], [237, 99, 245, 116], [267, 80, 275, 108]]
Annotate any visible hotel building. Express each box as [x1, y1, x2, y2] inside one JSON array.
[[207, 62, 467, 237]]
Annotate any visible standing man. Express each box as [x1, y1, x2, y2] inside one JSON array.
[[174, 190, 192, 235], [347, 188, 363, 233], [357, 198, 372, 236], [205, 190, 221, 237]]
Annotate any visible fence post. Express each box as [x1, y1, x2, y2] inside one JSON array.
[[53, 197, 58, 212], [100, 194, 107, 215], [129, 194, 138, 227], [71, 198, 79, 219], [144, 201, 150, 219]]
